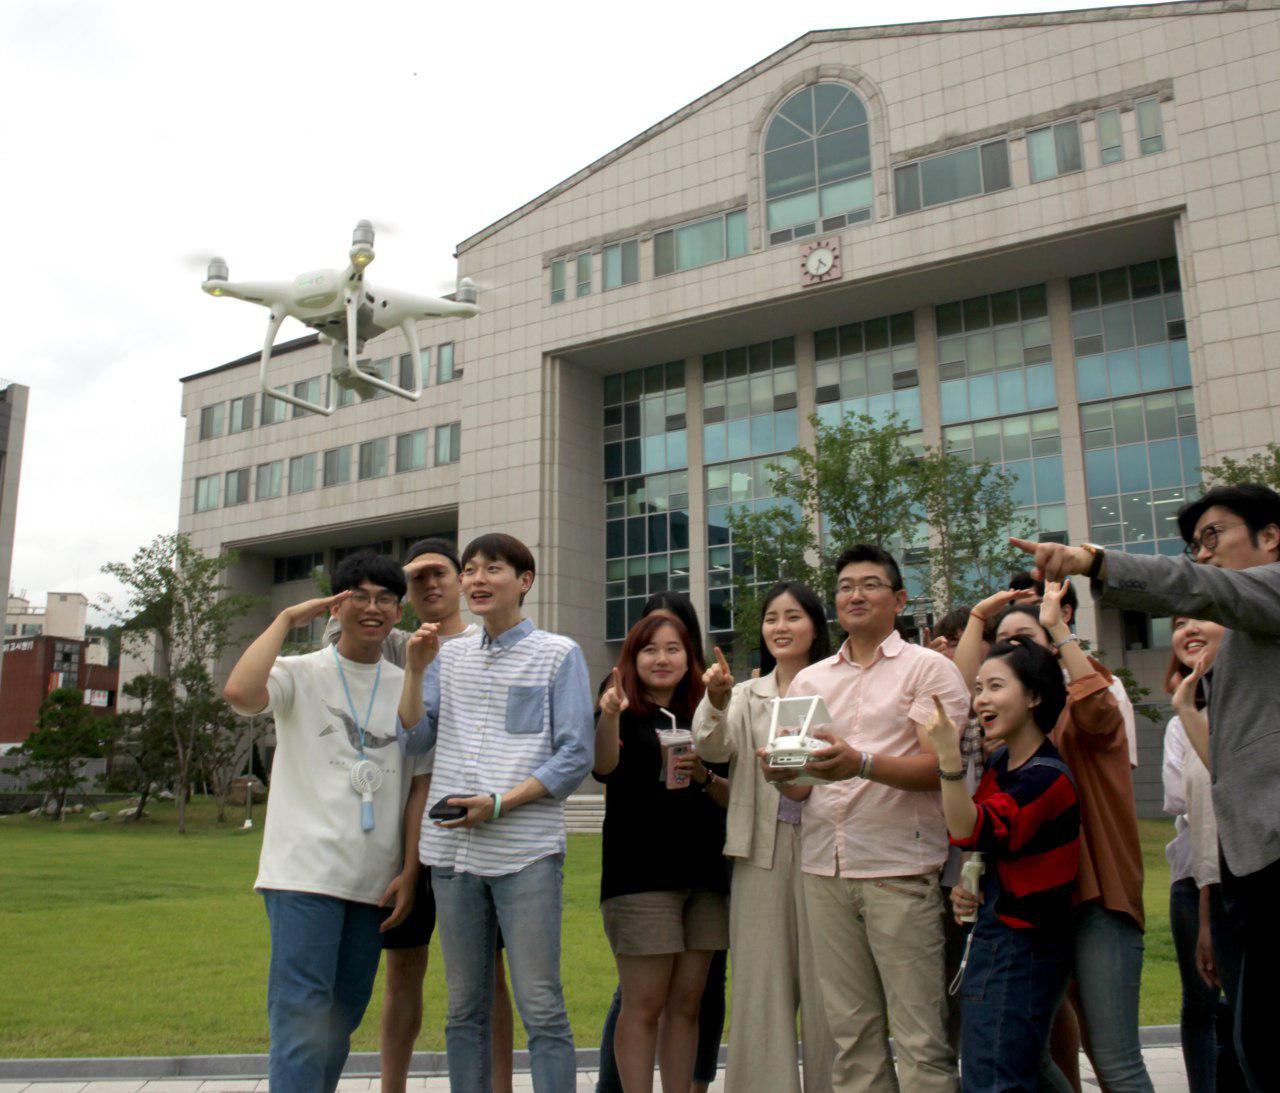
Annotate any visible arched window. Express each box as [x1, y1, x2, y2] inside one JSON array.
[[763, 83, 872, 245]]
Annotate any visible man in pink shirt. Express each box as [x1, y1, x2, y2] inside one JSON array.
[[762, 545, 970, 1093]]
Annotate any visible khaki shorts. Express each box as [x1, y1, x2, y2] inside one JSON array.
[[602, 889, 729, 956]]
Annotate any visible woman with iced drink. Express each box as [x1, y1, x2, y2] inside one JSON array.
[[925, 635, 1080, 1092], [691, 580, 834, 1092], [593, 613, 728, 1093]]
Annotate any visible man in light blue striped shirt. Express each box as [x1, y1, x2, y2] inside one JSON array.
[[399, 532, 593, 1093]]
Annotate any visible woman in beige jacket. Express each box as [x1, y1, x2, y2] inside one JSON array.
[[692, 580, 835, 1093]]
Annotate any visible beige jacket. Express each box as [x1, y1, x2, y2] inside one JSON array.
[[693, 671, 794, 870]]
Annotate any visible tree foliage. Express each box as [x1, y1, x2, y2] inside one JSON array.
[[725, 412, 1030, 664], [1200, 443, 1280, 491], [13, 688, 114, 819], [102, 532, 257, 833]]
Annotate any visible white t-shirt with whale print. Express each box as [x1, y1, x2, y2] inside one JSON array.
[[252, 647, 429, 904]]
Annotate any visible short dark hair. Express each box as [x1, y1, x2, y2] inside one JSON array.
[[641, 591, 706, 675], [1008, 569, 1078, 615], [833, 544, 903, 591], [934, 607, 971, 643], [758, 581, 832, 677], [994, 604, 1051, 645], [983, 635, 1067, 733], [331, 552, 407, 599], [1176, 484, 1280, 549], [404, 536, 461, 574], [461, 533, 536, 578]]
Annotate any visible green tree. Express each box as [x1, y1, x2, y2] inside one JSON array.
[[725, 412, 1030, 664], [114, 674, 178, 820], [913, 441, 1033, 611], [102, 532, 257, 833], [1200, 443, 1280, 490], [13, 688, 114, 819]]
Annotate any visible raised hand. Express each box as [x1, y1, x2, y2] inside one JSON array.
[[924, 695, 962, 767], [1039, 579, 1069, 631], [1009, 538, 1094, 583], [599, 666, 630, 718], [971, 586, 1038, 624], [280, 590, 352, 628], [406, 622, 441, 673], [1172, 648, 1213, 714], [703, 646, 735, 710]]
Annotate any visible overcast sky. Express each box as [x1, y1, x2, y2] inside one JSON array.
[[2, 0, 1126, 619]]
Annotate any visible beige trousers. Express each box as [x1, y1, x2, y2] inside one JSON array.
[[725, 822, 835, 1093], [802, 870, 957, 1093]]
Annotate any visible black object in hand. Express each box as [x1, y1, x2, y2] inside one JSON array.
[[428, 797, 467, 821]]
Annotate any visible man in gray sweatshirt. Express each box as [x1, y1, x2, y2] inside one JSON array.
[[1010, 482, 1280, 1093]]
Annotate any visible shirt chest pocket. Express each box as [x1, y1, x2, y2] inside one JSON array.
[[505, 684, 547, 735]]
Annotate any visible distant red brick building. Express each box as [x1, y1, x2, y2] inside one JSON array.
[[0, 636, 118, 746]]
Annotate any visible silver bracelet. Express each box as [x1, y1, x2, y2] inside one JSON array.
[[1053, 633, 1079, 651]]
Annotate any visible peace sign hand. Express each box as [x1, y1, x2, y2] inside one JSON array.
[[280, 590, 352, 629], [599, 667, 630, 718], [703, 646, 735, 711]]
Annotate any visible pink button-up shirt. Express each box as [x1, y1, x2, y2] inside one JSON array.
[[790, 628, 971, 879]]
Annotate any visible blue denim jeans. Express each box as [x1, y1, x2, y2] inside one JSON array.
[[262, 889, 385, 1093], [432, 854, 575, 1093], [1072, 903, 1155, 1092], [959, 878, 1071, 1092], [1170, 878, 1225, 1092]]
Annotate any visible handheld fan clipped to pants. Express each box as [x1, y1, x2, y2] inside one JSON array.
[[350, 759, 384, 832]]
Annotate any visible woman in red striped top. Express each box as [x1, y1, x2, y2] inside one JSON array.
[[925, 635, 1081, 1092]]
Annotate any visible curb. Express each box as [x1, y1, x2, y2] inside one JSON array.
[[0, 1030, 1181, 1081]]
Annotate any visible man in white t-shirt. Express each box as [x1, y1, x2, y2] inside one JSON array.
[[224, 551, 427, 1093]]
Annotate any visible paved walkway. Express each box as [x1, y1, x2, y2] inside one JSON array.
[[0, 1044, 1192, 1091]]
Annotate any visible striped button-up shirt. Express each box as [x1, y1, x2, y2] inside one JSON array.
[[401, 619, 594, 876]]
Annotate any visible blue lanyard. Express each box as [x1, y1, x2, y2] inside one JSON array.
[[332, 645, 381, 756]]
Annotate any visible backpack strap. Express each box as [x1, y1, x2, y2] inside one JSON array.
[[1023, 754, 1077, 792]]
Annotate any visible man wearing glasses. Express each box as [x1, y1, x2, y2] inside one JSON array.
[[1010, 482, 1280, 1092], [760, 544, 971, 1093]]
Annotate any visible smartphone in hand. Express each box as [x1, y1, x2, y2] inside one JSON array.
[[428, 797, 467, 822]]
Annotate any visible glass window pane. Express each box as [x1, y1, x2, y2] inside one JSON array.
[[766, 143, 817, 198], [1117, 444, 1150, 491], [1148, 438, 1182, 488], [1054, 121, 1082, 174], [817, 128, 870, 185], [654, 232, 675, 276], [1136, 99, 1163, 151], [1109, 351, 1140, 397], [1027, 128, 1057, 182], [1170, 340, 1191, 387], [967, 332, 995, 373], [968, 374, 997, 419], [726, 211, 748, 258], [1133, 299, 1166, 345], [604, 246, 621, 289], [819, 175, 872, 218], [1122, 492, 1155, 541], [1034, 456, 1065, 503], [921, 146, 981, 207], [621, 240, 639, 285], [981, 141, 1011, 191], [1005, 460, 1034, 507], [727, 418, 750, 459], [973, 421, 1002, 462], [1076, 355, 1109, 402], [1138, 344, 1172, 391], [1085, 448, 1118, 495], [1097, 108, 1123, 162], [991, 291, 1020, 328], [767, 190, 819, 232], [895, 164, 920, 214], [819, 88, 867, 132], [1002, 418, 1030, 459], [940, 379, 967, 423], [676, 217, 725, 270], [997, 370, 1027, 414], [1144, 392, 1177, 439], [1026, 365, 1056, 408]]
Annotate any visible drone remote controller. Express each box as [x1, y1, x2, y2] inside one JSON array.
[[761, 695, 833, 787]]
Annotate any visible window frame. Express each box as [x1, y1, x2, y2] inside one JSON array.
[[1135, 98, 1164, 156], [198, 403, 225, 441], [228, 394, 255, 434], [193, 473, 220, 512], [576, 252, 592, 297], [288, 452, 317, 494], [256, 460, 284, 500], [1095, 107, 1124, 166], [1026, 119, 1084, 183], [396, 429, 429, 473], [435, 422, 461, 466], [549, 258, 566, 304], [437, 342, 458, 384], [602, 239, 640, 290], [224, 467, 250, 506], [323, 446, 351, 487], [653, 209, 748, 277], [358, 437, 389, 480], [261, 390, 288, 425], [893, 138, 1012, 215]]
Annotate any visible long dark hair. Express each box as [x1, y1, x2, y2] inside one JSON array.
[[616, 614, 705, 721], [982, 635, 1067, 733], [641, 590, 707, 675], [758, 581, 831, 677]]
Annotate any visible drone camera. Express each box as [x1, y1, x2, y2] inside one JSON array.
[[352, 220, 375, 248], [206, 257, 229, 283], [456, 277, 478, 305]]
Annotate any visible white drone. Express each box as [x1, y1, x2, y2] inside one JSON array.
[[201, 220, 479, 416]]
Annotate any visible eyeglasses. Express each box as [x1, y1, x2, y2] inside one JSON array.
[[348, 591, 401, 609], [1184, 521, 1245, 556], [837, 579, 893, 595]]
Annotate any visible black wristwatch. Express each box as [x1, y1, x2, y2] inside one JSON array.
[[1082, 542, 1106, 581]]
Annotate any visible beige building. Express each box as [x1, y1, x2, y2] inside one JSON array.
[[0, 380, 29, 690], [179, 1, 1280, 812], [4, 591, 91, 642]]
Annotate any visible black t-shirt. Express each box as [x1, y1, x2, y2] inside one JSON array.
[[594, 707, 730, 903]]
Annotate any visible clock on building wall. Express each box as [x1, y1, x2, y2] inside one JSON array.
[[799, 237, 842, 286]]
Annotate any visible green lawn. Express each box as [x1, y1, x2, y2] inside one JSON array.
[[0, 800, 1180, 1058]]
